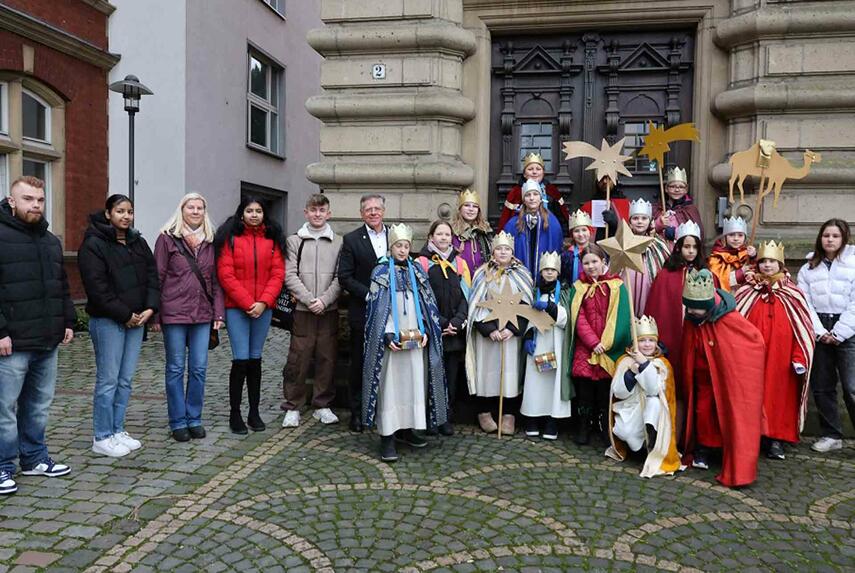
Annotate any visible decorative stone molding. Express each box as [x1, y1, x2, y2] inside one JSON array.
[[306, 91, 476, 123], [79, 0, 116, 16], [715, 3, 855, 49], [308, 23, 477, 57], [307, 160, 474, 186], [713, 81, 855, 118]]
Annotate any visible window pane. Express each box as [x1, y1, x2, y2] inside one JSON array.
[[249, 56, 268, 100], [0, 86, 5, 133], [0, 154, 7, 198], [519, 122, 554, 172], [23, 158, 46, 180], [250, 105, 268, 147], [270, 112, 278, 152], [23, 92, 48, 141], [623, 121, 656, 173]]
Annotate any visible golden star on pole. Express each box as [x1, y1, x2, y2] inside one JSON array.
[[563, 138, 633, 184], [598, 219, 655, 275], [476, 280, 555, 333], [638, 122, 700, 168]]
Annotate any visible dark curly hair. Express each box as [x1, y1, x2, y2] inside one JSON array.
[[664, 235, 707, 272], [214, 195, 286, 255]]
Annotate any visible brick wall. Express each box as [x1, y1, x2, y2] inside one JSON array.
[[2, 0, 108, 49]]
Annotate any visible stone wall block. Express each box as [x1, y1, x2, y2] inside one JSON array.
[[320, 0, 462, 23], [306, 91, 475, 123]]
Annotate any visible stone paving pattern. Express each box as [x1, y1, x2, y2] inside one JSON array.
[[0, 330, 853, 572]]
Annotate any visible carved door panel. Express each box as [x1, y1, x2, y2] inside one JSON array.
[[489, 30, 694, 220]]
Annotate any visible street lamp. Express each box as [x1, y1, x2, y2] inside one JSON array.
[[109, 74, 153, 203]]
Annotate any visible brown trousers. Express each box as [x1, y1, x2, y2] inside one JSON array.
[[281, 310, 338, 410]]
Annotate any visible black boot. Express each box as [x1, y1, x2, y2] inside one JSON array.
[[229, 360, 248, 435], [574, 412, 591, 445], [246, 358, 266, 431], [380, 435, 398, 463], [645, 423, 658, 452]]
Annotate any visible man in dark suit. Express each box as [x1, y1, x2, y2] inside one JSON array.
[[338, 194, 388, 432]]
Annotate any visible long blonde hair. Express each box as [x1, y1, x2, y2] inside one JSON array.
[[160, 193, 215, 242]]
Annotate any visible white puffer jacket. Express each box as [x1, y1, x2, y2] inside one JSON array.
[[798, 244, 855, 341]]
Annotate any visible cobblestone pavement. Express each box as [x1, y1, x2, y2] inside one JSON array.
[[1, 329, 853, 572]]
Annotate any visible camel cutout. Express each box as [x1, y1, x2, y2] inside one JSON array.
[[728, 143, 821, 206]]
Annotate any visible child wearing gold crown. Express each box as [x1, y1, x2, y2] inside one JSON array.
[[606, 316, 683, 478], [652, 166, 704, 245], [560, 210, 593, 285], [680, 269, 765, 488], [560, 244, 633, 446], [735, 241, 815, 459], [520, 251, 570, 440], [452, 189, 493, 273], [623, 198, 671, 316], [465, 231, 533, 435], [497, 153, 570, 232], [362, 224, 449, 463], [708, 216, 757, 291]]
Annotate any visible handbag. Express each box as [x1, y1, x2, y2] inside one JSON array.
[[271, 239, 306, 331], [172, 238, 220, 350], [534, 351, 557, 373]]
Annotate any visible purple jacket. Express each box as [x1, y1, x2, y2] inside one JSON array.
[[153, 234, 225, 325]]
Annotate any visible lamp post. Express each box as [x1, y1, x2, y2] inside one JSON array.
[[109, 75, 152, 204]]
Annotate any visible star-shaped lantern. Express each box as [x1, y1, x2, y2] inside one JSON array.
[[476, 280, 554, 333], [598, 219, 655, 275], [563, 138, 633, 184]]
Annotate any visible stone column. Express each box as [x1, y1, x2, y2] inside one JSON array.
[[306, 0, 476, 237], [712, 0, 855, 252]]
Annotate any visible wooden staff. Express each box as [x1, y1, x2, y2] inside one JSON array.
[[748, 171, 767, 246], [625, 278, 638, 352], [657, 164, 667, 214], [604, 179, 612, 240], [497, 342, 505, 439]]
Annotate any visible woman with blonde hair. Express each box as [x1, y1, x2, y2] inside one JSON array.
[[152, 193, 224, 442]]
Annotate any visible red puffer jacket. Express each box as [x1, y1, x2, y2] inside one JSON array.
[[217, 225, 285, 311], [571, 273, 618, 380]]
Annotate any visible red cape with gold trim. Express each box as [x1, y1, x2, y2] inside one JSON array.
[[680, 300, 765, 488]]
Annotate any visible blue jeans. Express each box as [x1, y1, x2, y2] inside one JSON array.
[[163, 323, 210, 430], [89, 317, 144, 441], [0, 347, 59, 473], [226, 308, 272, 360]]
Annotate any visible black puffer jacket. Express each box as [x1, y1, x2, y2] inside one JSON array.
[[78, 212, 160, 324], [416, 245, 468, 353], [0, 199, 75, 351]]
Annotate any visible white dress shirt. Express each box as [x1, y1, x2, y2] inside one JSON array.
[[366, 224, 387, 260]]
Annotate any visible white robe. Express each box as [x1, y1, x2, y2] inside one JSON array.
[[520, 292, 570, 418], [610, 358, 665, 452], [376, 290, 428, 436], [470, 275, 522, 398]]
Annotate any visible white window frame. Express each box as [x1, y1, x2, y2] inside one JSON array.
[[247, 50, 283, 156], [22, 88, 52, 144], [0, 82, 8, 136], [259, 0, 284, 17], [22, 156, 52, 223], [0, 153, 8, 199]]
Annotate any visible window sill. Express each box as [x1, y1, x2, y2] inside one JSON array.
[[246, 142, 285, 161], [0, 134, 17, 153], [22, 141, 62, 160], [259, 1, 286, 21]]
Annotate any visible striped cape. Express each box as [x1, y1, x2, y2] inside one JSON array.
[[734, 273, 815, 431]]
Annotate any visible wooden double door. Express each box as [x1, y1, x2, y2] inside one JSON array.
[[489, 30, 695, 219]]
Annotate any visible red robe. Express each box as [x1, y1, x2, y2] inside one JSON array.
[[652, 196, 704, 245], [582, 198, 630, 242], [644, 267, 688, 383], [681, 307, 766, 488], [498, 183, 569, 231]]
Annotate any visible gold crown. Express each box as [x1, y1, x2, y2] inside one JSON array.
[[388, 223, 413, 246], [539, 251, 560, 272], [682, 269, 715, 302], [568, 209, 593, 230], [666, 166, 688, 185], [491, 230, 514, 251], [757, 240, 785, 263], [458, 188, 480, 208], [522, 152, 544, 169], [635, 315, 659, 339]]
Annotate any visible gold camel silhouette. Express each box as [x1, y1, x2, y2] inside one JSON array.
[[728, 143, 821, 206]]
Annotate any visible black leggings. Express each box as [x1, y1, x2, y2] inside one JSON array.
[[575, 377, 610, 417]]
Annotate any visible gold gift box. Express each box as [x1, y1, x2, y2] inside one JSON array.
[[534, 351, 557, 372], [399, 329, 423, 350]]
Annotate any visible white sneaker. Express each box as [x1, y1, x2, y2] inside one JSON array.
[[812, 437, 844, 453], [313, 408, 340, 425], [282, 410, 300, 428], [20, 457, 71, 477], [114, 432, 142, 451], [0, 471, 16, 494], [92, 436, 131, 458]]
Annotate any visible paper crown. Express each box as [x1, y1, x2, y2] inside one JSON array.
[[629, 198, 653, 218], [683, 269, 716, 303], [635, 315, 659, 339], [388, 223, 413, 246], [539, 251, 560, 272], [675, 220, 702, 241], [568, 209, 593, 230], [667, 167, 688, 185], [722, 216, 747, 235], [458, 189, 480, 208], [757, 240, 785, 262], [492, 230, 514, 251], [522, 152, 544, 169], [522, 179, 541, 195]]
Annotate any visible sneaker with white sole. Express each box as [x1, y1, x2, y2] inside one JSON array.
[[0, 471, 17, 495], [114, 431, 142, 451], [313, 408, 339, 425], [282, 410, 300, 428], [812, 436, 844, 453], [20, 457, 71, 477], [92, 436, 131, 458]]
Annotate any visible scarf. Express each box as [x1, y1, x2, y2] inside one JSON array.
[[182, 224, 206, 252]]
